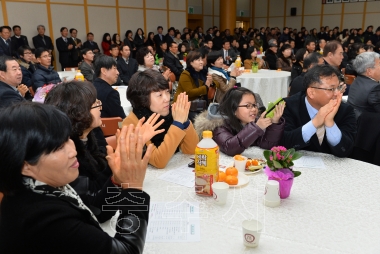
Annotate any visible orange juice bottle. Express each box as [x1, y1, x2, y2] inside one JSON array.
[[235, 55, 241, 68], [195, 131, 219, 196], [75, 70, 85, 81]]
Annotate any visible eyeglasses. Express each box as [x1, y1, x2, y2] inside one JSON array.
[[310, 84, 344, 93], [91, 99, 102, 109], [237, 103, 259, 109], [40, 54, 52, 58]]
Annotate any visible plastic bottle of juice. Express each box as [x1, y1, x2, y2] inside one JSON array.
[[75, 70, 85, 81], [195, 131, 219, 196], [235, 55, 241, 68], [259, 46, 263, 54]]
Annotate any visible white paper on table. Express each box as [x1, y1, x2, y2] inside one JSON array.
[[158, 165, 195, 188], [146, 202, 201, 242], [293, 156, 326, 169]]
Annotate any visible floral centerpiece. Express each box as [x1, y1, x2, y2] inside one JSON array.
[[263, 146, 302, 198], [183, 52, 187, 61]]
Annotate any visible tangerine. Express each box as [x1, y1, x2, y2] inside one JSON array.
[[246, 160, 252, 168], [225, 175, 238, 185], [234, 155, 245, 161], [225, 167, 238, 177], [251, 160, 259, 166], [218, 171, 226, 182]]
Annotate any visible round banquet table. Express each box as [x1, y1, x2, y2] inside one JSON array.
[[237, 70, 291, 106], [100, 147, 380, 253]]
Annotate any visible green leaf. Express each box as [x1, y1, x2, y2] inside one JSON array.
[[293, 171, 301, 177], [263, 150, 271, 161], [283, 150, 291, 159], [273, 160, 282, 169], [291, 152, 302, 161]]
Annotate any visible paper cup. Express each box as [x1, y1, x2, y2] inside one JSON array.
[[242, 219, 263, 248], [71, 68, 75, 72], [212, 182, 229, 205], [234, 156, 248, 173], [263, 180, 280, 207]]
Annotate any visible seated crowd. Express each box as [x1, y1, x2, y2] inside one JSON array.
[[0, 22, 380, 252]]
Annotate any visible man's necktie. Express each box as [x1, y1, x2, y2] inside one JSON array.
[[316, 125, 325, 145], [64, 38, 67, 43], [42, 37, 46, 45]]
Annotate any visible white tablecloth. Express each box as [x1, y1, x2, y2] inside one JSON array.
[[58, 71, 76, 81], [100, 147, 380, 253], [112, 86, 132, 116], [237, 70, 291, 106]]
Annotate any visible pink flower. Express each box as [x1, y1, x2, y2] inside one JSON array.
[[269, 155, 273, 161]]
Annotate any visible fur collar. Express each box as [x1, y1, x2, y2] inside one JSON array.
[[193, 110, 224, 139]]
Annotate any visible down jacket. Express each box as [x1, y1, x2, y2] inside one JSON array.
[[194, 103, 285, 156]]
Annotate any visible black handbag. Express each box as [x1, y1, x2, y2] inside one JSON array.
[[190, 99, 207, 112]]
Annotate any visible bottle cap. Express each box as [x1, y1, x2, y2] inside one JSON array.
[[202, 131, 212, 138]]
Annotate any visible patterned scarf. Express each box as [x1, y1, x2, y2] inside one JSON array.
[[23, 177, 99, 224]]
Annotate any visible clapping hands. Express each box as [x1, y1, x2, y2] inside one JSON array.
[[106, 124, 153, 190], [172, 92, 190, 123]]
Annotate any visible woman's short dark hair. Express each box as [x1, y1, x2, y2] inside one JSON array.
[[136, 47, 151, 65], [347, 43, 364, 60], [127, 69, 169, 109], [295, 48, 307, 63], [186, 50, 203, 67], [206, 52, 223, 67], [0, 102, 71, 194], [279, 44, 292, 58], [45, 81, 97, 138], [218, 87, 256, 134]]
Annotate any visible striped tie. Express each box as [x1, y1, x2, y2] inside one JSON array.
[[316, 125, 325, 145]]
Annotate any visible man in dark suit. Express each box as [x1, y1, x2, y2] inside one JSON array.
[[165, 27, 175, 45], [93, 54, 125, 118], [205, 28, 213, 42], [78, 48, 95, 82], [347, 52, 380, 118], [117, 44, 138, 86], [280, 65, 357, 158], [83, 32, 100, 53], [11, 25, 29, 57], [163, 42, 183, 81], [70, 28, 82, 66], [56, 27, 76, 71], [153, 26, 165, 49], [219, 40, 237, 66], [32, 25, 54, 58], [0, 26, 13, 57], [16, 45, 37, 100], [0, 55, 25, 108]]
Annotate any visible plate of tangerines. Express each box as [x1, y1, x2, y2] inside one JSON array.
[[218, 166, 249, 188], [244, 158, 266, 175]]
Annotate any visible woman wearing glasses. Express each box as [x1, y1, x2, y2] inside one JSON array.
[[44, 81, 159, 222], [194, 87, 285, 156]]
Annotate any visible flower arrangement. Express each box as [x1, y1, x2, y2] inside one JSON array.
[[263, 146, 302, 179]]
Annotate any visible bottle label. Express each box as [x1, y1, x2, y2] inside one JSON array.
[[195, 146, 219, 196]]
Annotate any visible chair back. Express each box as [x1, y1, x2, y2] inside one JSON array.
[[0, 192, 3, 204], [29, 87, 35, 97], [344, 74, 356, 85], [100, 117, 122, 137]]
